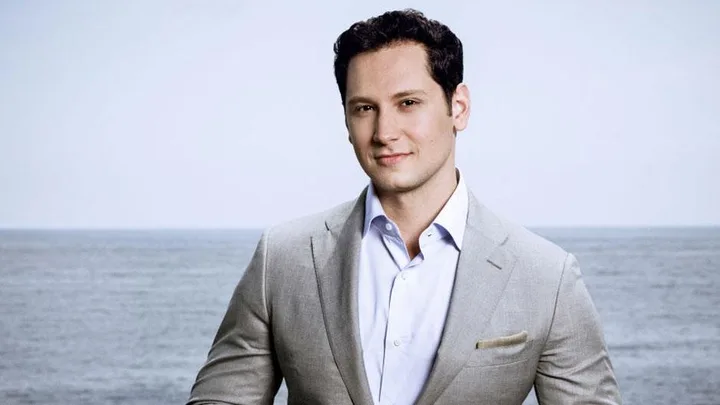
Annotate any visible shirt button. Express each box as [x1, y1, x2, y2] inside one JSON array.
[[385, 223, 392, 231], [400, 272, 407, 280], [393, 339, 401, 347]]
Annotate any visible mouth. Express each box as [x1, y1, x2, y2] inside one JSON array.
[[375, 153, 411, 166]]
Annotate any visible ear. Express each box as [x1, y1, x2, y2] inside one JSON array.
[[451, 83, 471, 132]]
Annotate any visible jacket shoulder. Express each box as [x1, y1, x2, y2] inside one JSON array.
[[487, 211, 577, 306], [506, 221, 568, 262], [488, 211, 571, 279]]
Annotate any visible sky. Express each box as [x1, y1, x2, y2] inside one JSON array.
[[0, 1, 718, 228]]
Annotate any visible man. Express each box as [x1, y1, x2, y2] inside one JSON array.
[[188, 9, 621, 405]]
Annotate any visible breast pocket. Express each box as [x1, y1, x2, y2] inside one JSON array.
[[465, 331, 535, 367]]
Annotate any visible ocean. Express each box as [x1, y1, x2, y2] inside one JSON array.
[[0, 227, 718, 404]]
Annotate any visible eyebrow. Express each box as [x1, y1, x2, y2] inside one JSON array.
[[346, 89, 428, 106], [392, 89, 427, 100]]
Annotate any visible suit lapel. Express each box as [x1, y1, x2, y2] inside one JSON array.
[[312, 189, 374, 405], [416, 194, 517, 405]]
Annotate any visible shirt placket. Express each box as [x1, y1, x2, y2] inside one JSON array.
[[378, 231, 420, 404]]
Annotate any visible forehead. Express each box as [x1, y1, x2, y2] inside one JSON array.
[[345, 42, 438, 98]]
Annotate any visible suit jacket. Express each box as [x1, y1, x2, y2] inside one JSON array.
[[187, 189, 621, 404]]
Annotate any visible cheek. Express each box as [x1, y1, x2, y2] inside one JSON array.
[[401, 116, 428, 141], [347, 129, 371, 157], [348, 119, 373, 141], [404, 116, 448, 145], [405, 107, 451, 138]]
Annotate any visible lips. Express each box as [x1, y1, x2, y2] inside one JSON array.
[[376, 153, 411, 166]]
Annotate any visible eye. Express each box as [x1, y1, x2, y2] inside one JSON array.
[[401, 99, 418, 107], [356, 104, 374, 112]]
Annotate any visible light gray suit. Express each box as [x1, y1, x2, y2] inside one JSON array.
[[188, 189, 621, 404]]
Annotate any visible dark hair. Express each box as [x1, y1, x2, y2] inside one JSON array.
[[333, 9, 463, 111]]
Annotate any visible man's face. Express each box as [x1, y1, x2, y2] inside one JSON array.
[[344, 41, 470, 196]]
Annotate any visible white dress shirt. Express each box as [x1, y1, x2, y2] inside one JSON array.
[[357, 171, 469, 405]]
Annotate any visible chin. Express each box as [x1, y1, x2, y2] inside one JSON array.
[[370, 173, 422, 194]]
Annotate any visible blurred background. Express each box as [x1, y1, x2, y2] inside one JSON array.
[[1, 1, 718, 404]]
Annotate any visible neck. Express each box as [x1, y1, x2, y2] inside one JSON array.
[[375, 166, 458, 257]]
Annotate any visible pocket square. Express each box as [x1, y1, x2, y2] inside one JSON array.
[[476, 331, 528, 349]]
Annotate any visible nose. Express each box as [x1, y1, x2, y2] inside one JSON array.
[[372, 109, 400, 144]]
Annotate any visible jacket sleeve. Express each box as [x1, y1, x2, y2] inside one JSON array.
[[534, 253, 622, 404], [187, 230, 282, 405]]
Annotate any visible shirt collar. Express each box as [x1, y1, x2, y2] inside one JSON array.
[[363, 169, 469, 249]]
